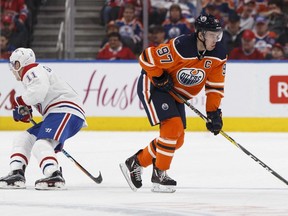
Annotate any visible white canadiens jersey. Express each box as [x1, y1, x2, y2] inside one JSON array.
[[20, 63, 87, 127]]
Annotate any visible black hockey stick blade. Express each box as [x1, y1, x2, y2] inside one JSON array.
[[170, 88, 288, 186], [61, 149, 103, 184]]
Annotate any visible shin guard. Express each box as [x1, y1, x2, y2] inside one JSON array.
[[155, 117, 184, 170]]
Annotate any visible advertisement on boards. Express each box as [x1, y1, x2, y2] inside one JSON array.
[[1, 61, 288, 118]]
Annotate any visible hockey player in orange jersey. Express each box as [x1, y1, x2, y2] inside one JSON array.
[[120, 14, 227, 193]]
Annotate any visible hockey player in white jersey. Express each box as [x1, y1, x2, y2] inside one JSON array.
[[0, 48, 87, 190]]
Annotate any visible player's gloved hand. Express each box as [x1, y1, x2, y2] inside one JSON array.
[[152, 72, 174, 92], [206, 109, 223, 135], [13, 105, 33, 123], [12, 96, 27, 108]]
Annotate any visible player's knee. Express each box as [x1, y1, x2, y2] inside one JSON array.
[[12, 131, 36, 151], [176, 132, 185, 150], [32, 139, 54, 157], [160, 117, 184, 140]]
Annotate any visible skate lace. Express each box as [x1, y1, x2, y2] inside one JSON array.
[[131, 165, 143, 181], [160, 171, 172, 182]]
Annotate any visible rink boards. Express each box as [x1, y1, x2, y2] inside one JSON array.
[[0, 61, 287, 131]]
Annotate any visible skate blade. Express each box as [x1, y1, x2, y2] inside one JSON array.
[[0, 181, 26, 189], [119, 163, 138, 192], [35, 182, 66, 190], [151, 183, 176, 193]]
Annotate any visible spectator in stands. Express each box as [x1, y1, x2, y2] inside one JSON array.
[[118, 0, 152, 23], [229, 29, 264, 59], [0, 29, 15, 59], [97, 32, 136, 60], [201, 0, 235, 24], [202, 0, 235, 12], [222, 12, 244, 55], [276, 26, 288, 57], [162, 4, 192, 40], [1, 0, 32, 43], [239, 0, 255, 31], [109, 3, 144, 55], [100, 22, 121, 48], [254, 16, 277, 58], [100, 0, 123, 26], [149, 0, 195, 25], [265, 43, 287, 60], [184, 0, 197, 22], [1, 0, 29, 24], [264, 0, 288, 37], [148, 25, 168, 47], [149, 0, 168, 25], [237, 0, 268, 16], [0, 14, 29, 48], [201, 3, 220, 20]]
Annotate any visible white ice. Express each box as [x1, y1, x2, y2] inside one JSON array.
[[1, 131, 288, 216]]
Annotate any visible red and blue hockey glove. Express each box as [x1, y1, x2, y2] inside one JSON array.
[[12, 96, 27, 108], [152, 72, 174, 92], [206, 109, 223, 135], [13, 105, 33, 123]]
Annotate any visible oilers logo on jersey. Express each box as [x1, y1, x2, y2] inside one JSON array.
[[177, 68, 205, 86], [161, 103, 169, 111]]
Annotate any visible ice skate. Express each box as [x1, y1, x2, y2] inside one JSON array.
[[35, 170, 65, 190], [120, 153, 143, 192], [0, 169, 26, 189], [151, 166, 176, 193]]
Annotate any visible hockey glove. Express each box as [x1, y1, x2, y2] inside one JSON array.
[[152, 72, 173, 92], [13, 106, 33, 123], [12, 96, 27, 108], [206, 109, 223, 135]]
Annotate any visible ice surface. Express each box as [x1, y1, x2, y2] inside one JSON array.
[[1, 131, 288, 216]]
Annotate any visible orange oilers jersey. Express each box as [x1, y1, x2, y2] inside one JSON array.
[[138, 33, 227, 112]]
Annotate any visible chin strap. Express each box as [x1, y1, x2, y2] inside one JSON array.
[[197, 50, 206, 60], [196, 31, 207, 60]]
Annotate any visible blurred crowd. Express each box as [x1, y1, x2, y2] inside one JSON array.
[[0, 0, 42, 59], [98, 0, 288, 60], [1, 0, 288, 61]]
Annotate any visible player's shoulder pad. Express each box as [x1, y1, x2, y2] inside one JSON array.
[[173, 34, 198, 58]]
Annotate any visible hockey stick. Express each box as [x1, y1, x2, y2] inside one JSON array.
[[61, 149, 102, 184], [170, 88, 288, 186], [27, 116, 102, 184]]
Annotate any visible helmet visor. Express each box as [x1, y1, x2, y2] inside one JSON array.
[[204, 30, 223, 42]]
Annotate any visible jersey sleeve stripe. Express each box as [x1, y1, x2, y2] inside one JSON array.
[[139, 52, 154, 67], [205, 89, 224, 96], [206, 80, 225, 86], [142, 50, 148, 62], [146, 47, 155, 65]]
